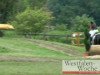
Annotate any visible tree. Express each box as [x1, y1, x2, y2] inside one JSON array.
[[0, 0, 48, 23], [47, 0, 89, 29], [78, 0, 100, 25], [28, 0, 47, 9], [12, 8, 53, 34], [0, 0, 17, 23], [72, 14, 94, 31], [72, 14, 94, 51], [47, 0, 100, 26]]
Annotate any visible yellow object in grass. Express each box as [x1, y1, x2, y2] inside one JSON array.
[[0, 24, 14, 30]]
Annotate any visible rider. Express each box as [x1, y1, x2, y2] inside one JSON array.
[[83, 22, 99, 57], [89, 22, 99, 45]]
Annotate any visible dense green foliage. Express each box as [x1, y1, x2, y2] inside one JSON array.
[[0, 0, 17, 23], [0, 0, 100, 31], [12, 8, 53, 34], [47, 0, 100, 26], [72, 14, 94, 32]]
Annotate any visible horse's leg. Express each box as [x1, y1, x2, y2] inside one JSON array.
[[94, 35, 97, 45], [96, 35, 100, 44]]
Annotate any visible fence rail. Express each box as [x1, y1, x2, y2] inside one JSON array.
[[20, 32, 85, 46], [22, 33, 71, 37]]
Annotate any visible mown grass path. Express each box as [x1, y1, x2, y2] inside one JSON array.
[[0, 37, 86, 75], [0, 37, 85, 60], [28, 39, 84, 56]]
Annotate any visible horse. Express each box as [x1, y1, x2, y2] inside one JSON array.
[[93, 33, 100, 45]]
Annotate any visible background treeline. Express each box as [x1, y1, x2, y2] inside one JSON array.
[[0, 0, 100, 43]]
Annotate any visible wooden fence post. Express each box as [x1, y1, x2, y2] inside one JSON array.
[[71, 32, 84, 46]]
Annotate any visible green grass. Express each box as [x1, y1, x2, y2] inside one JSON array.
[[0, 37, 85, 59], [0, 37, 86, 75], [47, 41, 85, 53], [0, 61, 61, 75], [0, 37, 70, 59], [47, 30, 68, 35], [0, 61, 97, 75]]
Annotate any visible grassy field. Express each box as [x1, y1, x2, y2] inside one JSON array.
[[0, 61, 61, 75], [0, 37, 86, 75], [0, 37, 69, 59]]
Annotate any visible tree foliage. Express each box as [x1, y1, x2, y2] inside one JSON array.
[[0, 0, 100, 34], [47, 0, 100, 26], [12, 8, 53, 34], [72, 14, 94, 32], [0, 0, 17, 23], [0, 0, 48, 23]]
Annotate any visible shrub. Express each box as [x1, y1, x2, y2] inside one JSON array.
[[12, 8, 53, 34]]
